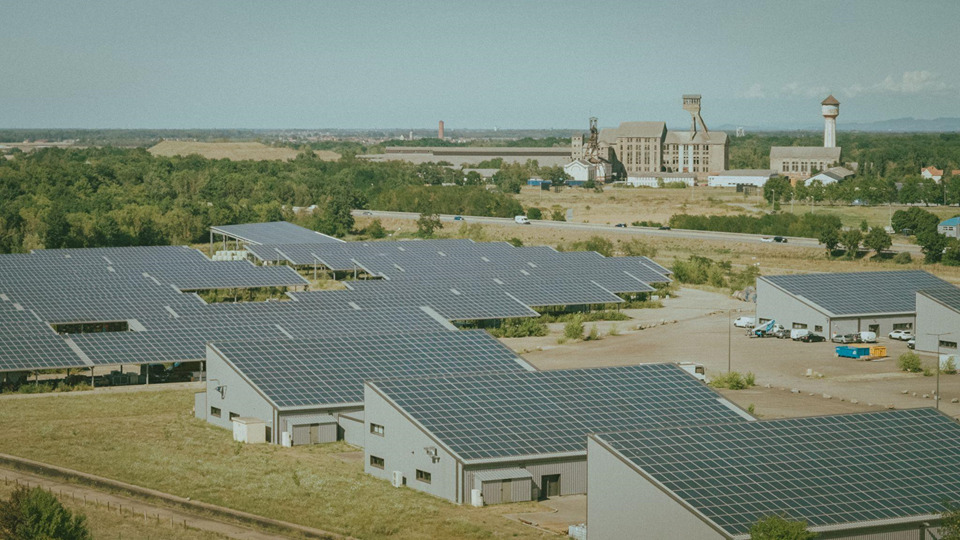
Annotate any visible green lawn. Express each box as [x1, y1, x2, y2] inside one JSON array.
[[0, 390, 549, 540]]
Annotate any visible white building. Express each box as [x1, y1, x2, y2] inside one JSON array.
[[564, 159, 596, 183], [706, 169, 776, 187], [803, 166, 855, 185], [626, 172, 696, 188], [921, 166, 944, 182]]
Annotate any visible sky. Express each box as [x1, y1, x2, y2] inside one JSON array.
[[2, 0, 959, 129]]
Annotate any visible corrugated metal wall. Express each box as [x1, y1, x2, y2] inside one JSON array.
[[478, 478, 533, 505], [464, 458, 587, 502]]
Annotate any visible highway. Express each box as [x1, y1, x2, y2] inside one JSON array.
[[352, 210, 923, 255]]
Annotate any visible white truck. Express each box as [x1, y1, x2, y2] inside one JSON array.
[[514, 215, 531, 225]]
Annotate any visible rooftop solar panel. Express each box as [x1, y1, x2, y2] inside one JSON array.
[[918, 285, 960, 313], [210, 221, 344, 245], [593, 408, 960, 536], [369, 364, 750, 462], [762, 271, 950, 316], [212, 330, 532, 409]]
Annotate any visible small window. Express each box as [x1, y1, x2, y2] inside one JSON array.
[[370, 456, 385, 469], [940, 340, 958, 349], [792, 323, 808, 330], [815, 326, 823, 332], [229, 412, 239, 421], [893, 323, 914, 331], [210, 407, 221, 418], [370, 423, 385, 437], [416, 469, 431, 484]]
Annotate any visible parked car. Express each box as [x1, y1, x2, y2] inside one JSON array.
[[658, 225, 671, 230], [514, 215, 531, 225], [799, 333, 826, 343], [889, 330, 914, 341], [733, 316, 756, 328], [773, 236, 788, 243], [615, 223, 626, 228], [831, 333, 860, 344], [454, 215, 464, 221], [907, 339, 915, 349], [361, 211, 373, 216], [858, 331, 877, 343], [773, 328, 792, 339]]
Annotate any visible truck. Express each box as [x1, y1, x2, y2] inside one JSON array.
[[752, 320, 782, 337], [514, 215, 531, 225]]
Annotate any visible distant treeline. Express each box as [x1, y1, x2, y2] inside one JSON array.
[[668, 212, 842, 238], [0, 147, 521, 253]]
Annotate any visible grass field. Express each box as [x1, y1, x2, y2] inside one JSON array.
[[148, 141, 338, 162], [516, 185, 960, 230], [0, 390, 549, 540]]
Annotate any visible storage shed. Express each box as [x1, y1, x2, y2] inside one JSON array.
[[363, 364, 753, 505]]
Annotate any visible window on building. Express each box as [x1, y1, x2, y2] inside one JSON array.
[[792, 323, 808, 330], [893, 323, 914, 331], [940, 340, 958, 349], [759, 318, 771, 324], [210, 407, 221, 418], [370, 423, 385, 436], [416, 470, 432, 483], [229, 412, 239, 421], [370, 456, 385, 469], [815, 325, 823, 332]]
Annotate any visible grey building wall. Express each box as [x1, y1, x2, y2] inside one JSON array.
[[464, 457, 588, 502], [194, 391, 205, 420], [479, 478, 533, 505], [586, 437, 723, 540], [204, 347, 277, 440], [829, 315, 915, 338], [363, 384, 460, 503], [817, 523, 940, 539], [756, 278, 830, 334], [916, 293, 960, 354], [337, 411, 365, 447]]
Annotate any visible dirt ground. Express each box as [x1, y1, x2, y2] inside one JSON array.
[[508, 287, 960, 420]]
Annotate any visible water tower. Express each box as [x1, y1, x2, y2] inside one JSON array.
[[821, 95, 839, 148]]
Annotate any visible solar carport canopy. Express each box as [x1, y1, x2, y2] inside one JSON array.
[[368, 364, 749, 463], [761, 270, 951, 316], [210, 330, 533, 409], [210, 221, 344, 245], [593, 408, 960, 537]]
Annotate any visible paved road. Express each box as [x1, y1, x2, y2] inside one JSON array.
[[353, 210, 923, 255]]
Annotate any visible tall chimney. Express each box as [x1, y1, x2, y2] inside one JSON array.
[[438, 120, 445, 140]]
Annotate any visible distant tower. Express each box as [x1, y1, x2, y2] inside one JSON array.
[[736, 126, 745, 137], [438, 120, 445, 140], [682, 94, 709, 139], [822, 95, 839, 148]]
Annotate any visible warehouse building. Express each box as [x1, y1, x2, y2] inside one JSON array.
[[197, 330, 535, 445], [362, 364, 752, 504], [587, 408, 959, 539], [915, 287, 960, 354], [756, 271, 950, 337], [706, 169, 776, 187]]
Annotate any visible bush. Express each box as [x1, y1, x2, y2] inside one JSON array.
[[365, 219, 387, 239], [630, 220, 662, 228], [745, 372, 756, 386], [562, 236, 614, 257], [709, 371, 755, 390], [564, 317, 584, 340], [620, 238, 657, 258], [416, 213, 442, 237], [945, 357, 958, 375], [540, 310, 629, 323], [898, 352, 923, 373], [526, 207, 542, 220], [749, 514, 817, 540], [507, 237, 523, 247], [0, 486, 91, 540], [488, 318, 548, 338], [584, 324, 600, 341], [551, 207, 566, 221], [893, 252, 912, 264]]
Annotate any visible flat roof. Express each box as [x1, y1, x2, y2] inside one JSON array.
[[592, 408, 959, 538], [760, 270, 950, 317]]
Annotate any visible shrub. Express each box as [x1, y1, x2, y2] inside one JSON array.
[[507, 237, 523, 247], [893, 252, 912, 264], [526, 207, 542, 220], [946, 357, 958, 375], [708, 371, 755, 390], [748, 514, 817, 540], [0, 486, 91, 540], [551, 207, 566, 221], [608, 324, 620, 336], [747, 403, 756, 415], [539, 310, 629, 323], [415, 213, 442, 237], [365, 219, 387, 239], [564, 317, 584, 340], [620, 238, 657, 258], [745, 372, 756, 386], [488, 318, 548, 338], [898, 352, 923, 373], [562, 236, 614, 257], [584, 324, 600, 341]]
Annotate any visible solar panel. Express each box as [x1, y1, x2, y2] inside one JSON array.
[[210, 221, 344, 245], [211, 330, 531, 408], [594, 408, 960, 536], [763, 271, 950, 316], [919, 285, 960, 313], [369, 364, 749, 462]]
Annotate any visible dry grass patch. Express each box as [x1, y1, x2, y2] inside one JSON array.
[[0, 390, 548, 540], [148, 141, 337, 162]]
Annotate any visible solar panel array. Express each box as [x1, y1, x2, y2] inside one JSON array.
[[0, 245, 447, 372], [213, 330, 531, 408], [919, 285, 960, 313], [210, 221, 344, 245], [763, 270, 950, 316], [369, 364, 748, 461], [595, 408, 960, 536]]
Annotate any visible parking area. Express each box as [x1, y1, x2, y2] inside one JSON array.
[[514, 287, 960, 419]]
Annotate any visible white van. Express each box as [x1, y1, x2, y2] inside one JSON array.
[[858, 331, 877, 343], [733, 316, 755, 328], [514, 215, 531, 225], [790, 329, 810, 340]]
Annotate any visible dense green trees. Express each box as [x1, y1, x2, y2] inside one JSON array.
[[748, 514, 817, 539], [0, 486, 90, 540], [668, 212, 841, 238]]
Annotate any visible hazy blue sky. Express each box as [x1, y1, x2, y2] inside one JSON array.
[[2, 0, 958, 129]]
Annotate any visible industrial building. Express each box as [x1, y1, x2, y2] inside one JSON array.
[[706, 169, 776, 187], [624, 172, 695, 188], [756, 270, 951, 337], [915, 287, 960, 354], [802, 165, 855, 185], [197, 330, 535, 445], [362, 364, 752, 504], [587, 408, 960, 539], [769, 96, 844, 179]]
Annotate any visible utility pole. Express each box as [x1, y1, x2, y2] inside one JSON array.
[[728, 310, 732, 373]]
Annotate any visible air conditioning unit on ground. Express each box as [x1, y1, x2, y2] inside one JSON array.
[[391, 471, 404, 488]]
